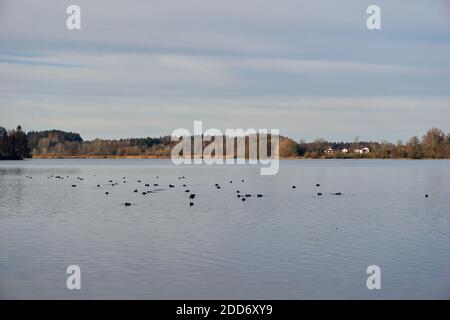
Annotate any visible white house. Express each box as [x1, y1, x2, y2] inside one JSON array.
[[342, 148, 349, 153], [325, 148, 334, 154], [354, 147, 370, 154]]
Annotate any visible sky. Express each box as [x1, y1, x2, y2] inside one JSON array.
[[0, 0, 450, 141]]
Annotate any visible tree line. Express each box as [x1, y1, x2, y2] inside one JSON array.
[[279, 127, 450, 159], [1, 126, 449, 160], [0, 126, 30, 160]]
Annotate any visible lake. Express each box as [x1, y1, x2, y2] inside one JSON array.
[[0, 159, 449, 299]]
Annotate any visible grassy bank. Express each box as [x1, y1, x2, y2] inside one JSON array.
[[32, 155, 165, 159]]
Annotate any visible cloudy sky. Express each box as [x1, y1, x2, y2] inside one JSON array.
[[1, 0, 449, 141]]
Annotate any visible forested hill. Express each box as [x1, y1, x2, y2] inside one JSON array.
[[1, 126, 450, 160], [27, 129, 173, 157], [27, 130, 83, 154]]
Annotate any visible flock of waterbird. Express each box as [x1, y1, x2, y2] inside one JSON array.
[[25, 173, 347, 208], [43, 174, 265, 207], [24, 174, 431, 207]]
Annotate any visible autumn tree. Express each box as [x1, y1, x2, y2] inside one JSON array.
[[421, 128, 448, 158], [405, 136, 423, 159], [279, 137, 299, 157]]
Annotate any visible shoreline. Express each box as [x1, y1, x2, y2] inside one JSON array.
[[28, 155, 449, 160], [31, 155, 165, 159]]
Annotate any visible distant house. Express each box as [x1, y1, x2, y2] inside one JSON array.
[[342, 148, 349, 153], [325, 148, 334, 154], [354, 147, 370, 154]]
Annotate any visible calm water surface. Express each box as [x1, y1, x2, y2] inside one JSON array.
[[0, 159, 449, 299]]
